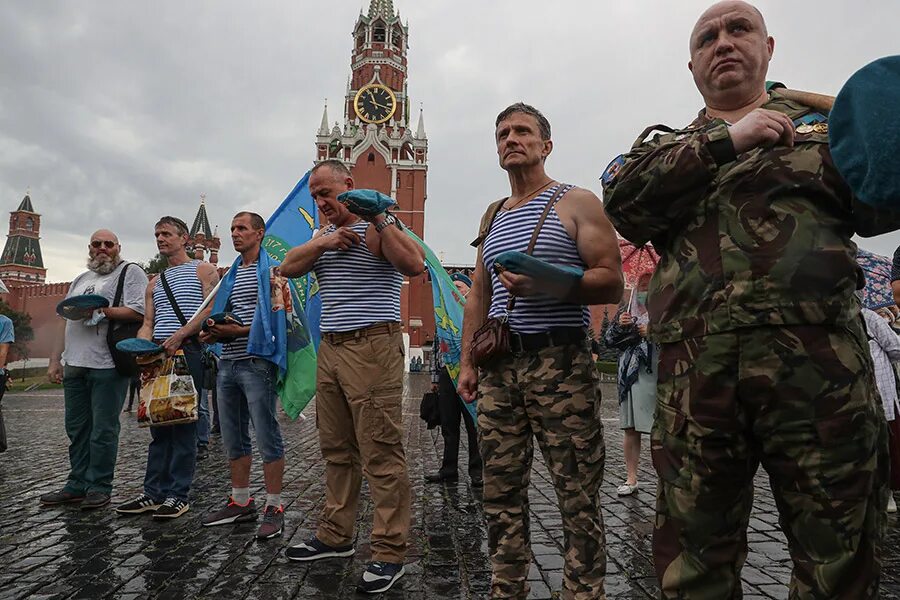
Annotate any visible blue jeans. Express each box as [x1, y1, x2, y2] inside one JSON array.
[[217, 358, 284, 463], [62, 366, 129, 495], [143, 346, 204, 502], [196, 388, 209, 447]]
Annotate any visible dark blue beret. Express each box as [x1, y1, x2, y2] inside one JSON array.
[[115, 338, 163, 355], [450, 273, 472, 287], [830, 56, 900, 209]]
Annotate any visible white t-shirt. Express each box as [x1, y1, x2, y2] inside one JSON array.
[[62, 262, 148, 370]]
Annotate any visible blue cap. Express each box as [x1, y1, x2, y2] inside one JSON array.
[[337, 189, 397, 216], [830, 56, 900, 209]]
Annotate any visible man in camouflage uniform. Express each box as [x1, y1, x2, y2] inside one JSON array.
[[458, 103, 623, 599], [602, 2, 900, 598]]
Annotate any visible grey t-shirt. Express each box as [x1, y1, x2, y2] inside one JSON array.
[[62, 262, 149, 369]]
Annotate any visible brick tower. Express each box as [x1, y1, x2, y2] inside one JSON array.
[[0, 191, 47, 286], [314, 0, 432, 347]]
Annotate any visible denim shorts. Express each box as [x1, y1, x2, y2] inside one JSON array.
[[216, 358, 285, 463]]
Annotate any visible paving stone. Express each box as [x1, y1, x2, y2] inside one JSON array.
[[0, 376, 889, 598]]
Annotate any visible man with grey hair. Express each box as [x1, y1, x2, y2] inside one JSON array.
[[41, 229, 148, 509], [459, 103, 623, 599], [604, 1, 900, 597]]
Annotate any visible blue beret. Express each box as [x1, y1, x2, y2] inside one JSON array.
[[494, 251, 583, 286], [830, 56, 900, 209], [56, 294, 109, 320], [450, 272, 472, 287], [337, 189, 396, 216], [115, 338, 163, 356]]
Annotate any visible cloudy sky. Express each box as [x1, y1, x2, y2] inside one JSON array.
[[0, 0, 897, 281]]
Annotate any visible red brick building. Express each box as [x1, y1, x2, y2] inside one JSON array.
[[314, 0, 433, 348]]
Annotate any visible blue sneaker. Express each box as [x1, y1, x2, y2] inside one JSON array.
[[356, 561, 405, 594], [285, 536, 355, 562]]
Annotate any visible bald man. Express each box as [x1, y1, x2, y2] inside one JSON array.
[[42, 229, 148, 510], [603, 2, 900, 598]]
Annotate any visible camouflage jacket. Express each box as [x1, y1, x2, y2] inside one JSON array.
[[603, 91, 900, 342]]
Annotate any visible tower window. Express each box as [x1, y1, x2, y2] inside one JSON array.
[[25, 217, 34, 231], [368, 152, 375, 163], [373, 26, 386, 43], [392, 26, 402, 49]]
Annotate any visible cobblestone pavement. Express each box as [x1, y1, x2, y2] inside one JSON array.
[[1, 373, 898, 599]]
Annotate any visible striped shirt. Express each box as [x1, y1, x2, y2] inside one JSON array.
[[313, 220, 403, 333], [482, 184, 590, 334], [221, 261, 258, 360], [152, 260, 205, 341]]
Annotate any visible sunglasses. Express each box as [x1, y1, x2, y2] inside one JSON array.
[[90, 240, 117, 249]]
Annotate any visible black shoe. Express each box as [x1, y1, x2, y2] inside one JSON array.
[[256, 505, 284, 540], [115, 494, 161, 515], [424, 472, 458, 483], [196, 445, 209, 461], [285, 536, 355, 562], [202, 497, 257, 527], [356, 561, 405, 594], [40, 490, 85, 506], [80, 492, 111, 510], [152, 497, 189, 519]]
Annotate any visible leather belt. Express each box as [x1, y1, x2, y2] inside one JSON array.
[[509, 327, 587, 354], [322, 321, 401, 345]]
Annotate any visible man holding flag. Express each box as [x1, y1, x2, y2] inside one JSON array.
[[280, 160, 424, 595], [197, 212, 287, 540]]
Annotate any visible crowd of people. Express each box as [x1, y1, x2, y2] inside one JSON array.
[[21, 1, 900, 598]]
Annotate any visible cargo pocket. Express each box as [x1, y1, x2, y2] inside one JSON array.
[[811, 408, 878, 499], [651, 403, 688, 488], [367, 385, 403, 446]]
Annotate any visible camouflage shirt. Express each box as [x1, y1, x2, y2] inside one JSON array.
[[603, 91, 900, 342]]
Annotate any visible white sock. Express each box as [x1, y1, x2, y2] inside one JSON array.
[[266, 493, 282, 508], [232, 487, 250, 505]]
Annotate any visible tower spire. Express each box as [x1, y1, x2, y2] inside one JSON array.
[[368, 0, 395, 19], [319, 100, 330, 135], [416, 104, 426, 139]]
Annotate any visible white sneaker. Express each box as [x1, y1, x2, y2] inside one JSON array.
[[888, 495, 897, 514], [616, 482, 639, 496]]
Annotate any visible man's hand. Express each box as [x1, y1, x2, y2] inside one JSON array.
[[637, 324, 648, 338], [161, 330, 188, 356], [318, 227, 360, 251], [199, 330, 216, 345], [431, 383, 438, 393], [457, 364, 478, 404], [48, 360, 63, 384], [729, 108, 795, 154], [619, 312, 634, 326]]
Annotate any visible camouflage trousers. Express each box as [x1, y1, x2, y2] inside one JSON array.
[[478, 341, 606, 599], [652, 322, 888, 599]]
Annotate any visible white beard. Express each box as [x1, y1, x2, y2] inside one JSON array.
[[87, 255, 123, 275]]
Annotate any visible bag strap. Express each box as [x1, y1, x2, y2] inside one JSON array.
[[506, 183, 569, 312], [160, 268, 204, 349], [160, 269, 188, 326], [112, 263, 132, 308], [470, 198, 507, 249]]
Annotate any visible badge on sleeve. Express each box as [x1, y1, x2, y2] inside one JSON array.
[[600, 154, 626, 185]]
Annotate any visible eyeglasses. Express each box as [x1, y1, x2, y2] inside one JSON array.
[[90, 240, 117, 249]]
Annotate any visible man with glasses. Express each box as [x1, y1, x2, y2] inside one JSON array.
[[41, 230, 148, 509]]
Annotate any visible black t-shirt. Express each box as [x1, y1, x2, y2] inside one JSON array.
[[893, 246, 900, 282]]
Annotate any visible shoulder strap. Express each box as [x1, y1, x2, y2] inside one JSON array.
[[506, 183, 570, 312], [470, 198, 507, 248], [112, 263, 132, 308], [160, 269, 188, 326]]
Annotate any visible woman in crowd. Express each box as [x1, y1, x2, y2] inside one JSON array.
[[603, 273, 657, 496]]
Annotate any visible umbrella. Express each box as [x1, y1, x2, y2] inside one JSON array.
[[618, 238, 660, 288], [857, 248, 895, 309]]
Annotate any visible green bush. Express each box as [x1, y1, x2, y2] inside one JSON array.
[[596, 361, 617, 375]]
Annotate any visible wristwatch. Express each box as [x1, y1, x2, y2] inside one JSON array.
[[375, 212, 403, 233]]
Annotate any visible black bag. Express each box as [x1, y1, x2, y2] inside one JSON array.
[[419, 391, 440, 430], [106, 263, 142, 377]]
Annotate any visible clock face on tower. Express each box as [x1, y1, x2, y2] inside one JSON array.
[[353, 83, 397, 124]]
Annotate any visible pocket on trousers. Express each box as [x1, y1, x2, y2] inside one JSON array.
[[367, 385, 402, 445], [651, 403, 689, 488]]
